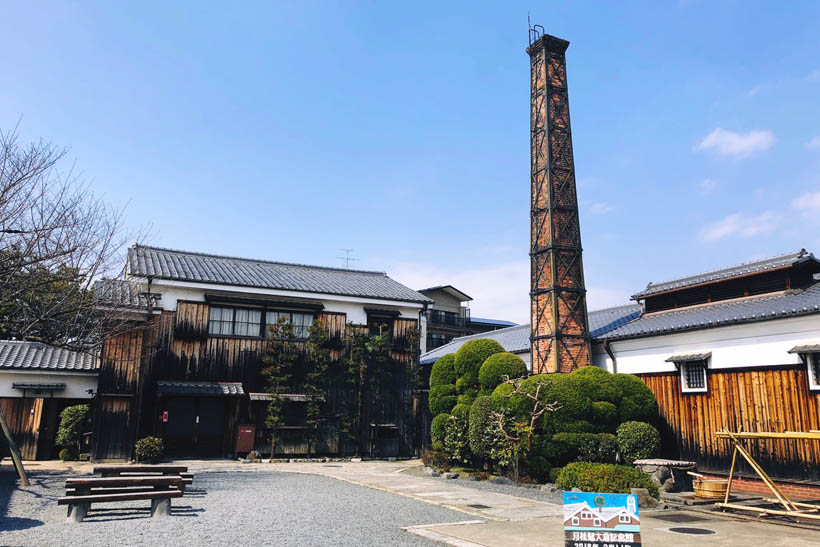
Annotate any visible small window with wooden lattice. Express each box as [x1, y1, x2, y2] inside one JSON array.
[[809, 354, 820, 391], [680, 360, 708, 393]]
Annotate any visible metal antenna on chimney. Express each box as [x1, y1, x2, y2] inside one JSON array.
[[528, 13, 544, 45], [336, 248, 359, 269]]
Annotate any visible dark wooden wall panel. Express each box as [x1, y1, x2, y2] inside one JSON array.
[[640, 366, 820, 481], [1, 398, 43, 460]]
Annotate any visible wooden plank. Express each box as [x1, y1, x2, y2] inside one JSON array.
[[58, 490, 182, 505], [67, 476, 182, 488], [94, 465, 188, 475]]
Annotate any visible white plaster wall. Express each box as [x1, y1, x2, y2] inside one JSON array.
[[0, 371, 97, 398], [594, 314, 820, 375], [138, 278, 423, 323]]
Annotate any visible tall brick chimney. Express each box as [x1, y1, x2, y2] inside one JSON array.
[[528, 30, 591, 374]]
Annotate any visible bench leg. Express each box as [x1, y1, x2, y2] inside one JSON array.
[[150, 498, 171, 517], [67, 503, 89, 523]]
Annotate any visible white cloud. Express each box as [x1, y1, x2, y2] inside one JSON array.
[[806, 136, 820, 150], [792, 191, 820, 211], [699, 179, 718, 194], [694, 128, 775, 158], [700, 211, 778, 241], [389, 259, 631, 325], [589, 202, 615, 214]]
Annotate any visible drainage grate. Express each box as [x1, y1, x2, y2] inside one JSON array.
[[649, 513, 709, 523], [466, 504, 490, 509], [667, 527, 716, 535]]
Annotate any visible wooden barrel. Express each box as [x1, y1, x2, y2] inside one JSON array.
[[693, 478, 729, 499]]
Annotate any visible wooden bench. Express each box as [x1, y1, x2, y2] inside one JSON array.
[[59, 476, 184, 522], [94, 465, 189, 477], [92, 465, 194, 492]]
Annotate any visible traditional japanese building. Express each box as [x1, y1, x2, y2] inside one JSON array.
[[92, 245, 431, 461]]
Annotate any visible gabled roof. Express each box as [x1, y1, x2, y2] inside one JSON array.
[[632, 249, 819, 300], [588, 304, 642, 338], [0, 341, 97, 372], [418, 285, 473, 302], [600, 281, 820, 341], [127, 245, 432, 305]]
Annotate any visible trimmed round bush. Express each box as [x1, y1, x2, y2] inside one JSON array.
[[555, 462, 659, 498], [617, 421, 661, 465], [430, 354, 457, 387], [431, 413, 450, 444], [451, 403, 471, 420], [612, 374, 659, 425], [56, 404, 90, 453], [444, 405, 471, 464], [134, 436, 164, 462], [479, 352, 527, 394], [590, 401, 619, 431], [468, 396, 496, 458], [58, 448, 76, 461], [455, 338, 504, 384], [569, 366, 620, 404], [429, 384, 458, 415], [457, 392, 476, 407], [554, 420, 595, 434]]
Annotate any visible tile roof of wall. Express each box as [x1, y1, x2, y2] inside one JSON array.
[[156, 381, 244, 396], [600, 282, 820, 341], [420, 283, 820, 361], [631, 249, 818, 299], [0, 341, 98, 372], [127, 245, 432, 304]]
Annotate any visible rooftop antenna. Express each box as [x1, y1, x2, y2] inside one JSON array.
[[528, 13, 544, 45], [336, 248, 359, 269]]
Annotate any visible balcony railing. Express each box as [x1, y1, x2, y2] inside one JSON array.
[[426, 311, 470, 329]]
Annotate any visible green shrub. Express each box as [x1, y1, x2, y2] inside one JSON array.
[[522, 454, 551, 483], [457, 392, 476, 407], [551, 432, 618, 465], [612, 374, 659, 425], [555, 462, 659, 498], [431, 413, 450, 444], [479, 352, 527, 394], [555, 420, 595, 434], [590, 401, 619, 432], [569, 366, 620, 403], [455, 338, 504, 383], [468, 396, 497, 459], [58, 448, 76, 461], [431, 450, 449, 471], [617, 421, 661, 465], [429, 384, 458, 415], [430, 354, 457, 387], [134, 436, 164, 462], [443, 407, 471, 464], [56, 404, 90, 453], [549, 466, 561, 483]]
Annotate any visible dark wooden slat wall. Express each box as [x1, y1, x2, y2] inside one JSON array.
[[0, 397, 43, 460], [640, 366, 820, 481], [95, 301, 422, 459]]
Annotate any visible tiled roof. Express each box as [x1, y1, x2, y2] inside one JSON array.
[[420, 324, 531, 364], [665, 352, 712, 362], [156, 381, 244, 396], [600, 281, 820, 341], [94, 279, 157, 309], [128, 245, 432, 304], [469, 317, 517, 327], [788, 344, 820, 353], [588, 304, 642, 338], [0, 341, 97, 372], [419, 304, 642, 364], [632, 249, 818, 299]]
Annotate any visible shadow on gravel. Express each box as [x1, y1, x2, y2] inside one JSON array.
[[0, 517, 45, 531]]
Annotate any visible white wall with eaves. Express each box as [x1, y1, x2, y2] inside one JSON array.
[[140, 279, 424, 324], [0, 370, 97, 398], [592, 314, 820, 375]]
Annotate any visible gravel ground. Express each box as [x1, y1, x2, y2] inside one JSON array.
[[0, 469, 469, 547], [401, 466, 563, 504]]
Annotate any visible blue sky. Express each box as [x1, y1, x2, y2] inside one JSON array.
[[2, 1, 819, 323]]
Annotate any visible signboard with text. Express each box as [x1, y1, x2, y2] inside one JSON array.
[[563, 492, 641, 547]]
